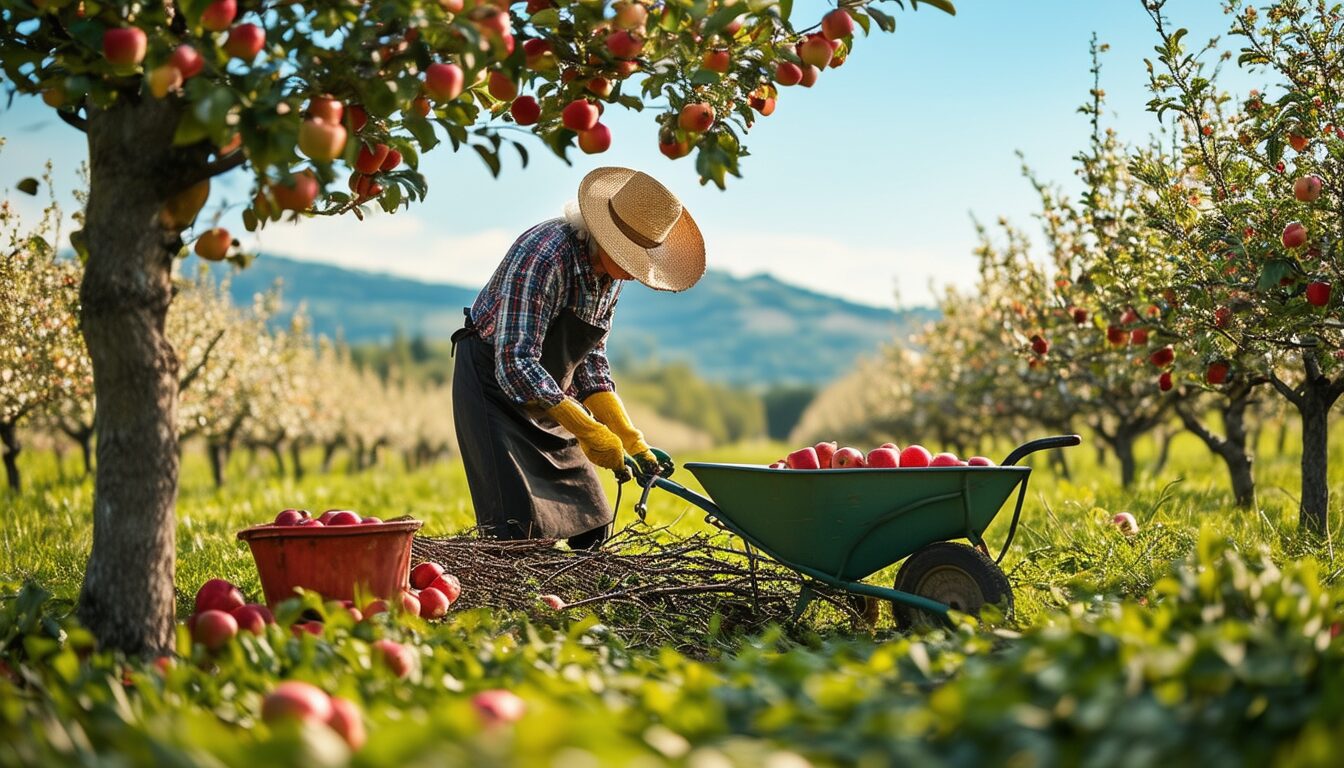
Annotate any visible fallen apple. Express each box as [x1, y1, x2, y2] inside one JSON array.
[[195, 578, 245, 614], [373, 638, 414, 678], [411, 562, 446, 590], [428, 574, 462, 604], [472, 689, 526, 725], [262, 681, 333, 725], [327, 697, 366, 751], [1112, 512, 1139, 536], [231, 604, 274, 635], [400, 591, 421, 616], [193, 609, 238, 651], [539, 594, 566, 610], [419, 587, 450, 619]]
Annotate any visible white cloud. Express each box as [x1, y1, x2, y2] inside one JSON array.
[[245, 212, 515, 289]]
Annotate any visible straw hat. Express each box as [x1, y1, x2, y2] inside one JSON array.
[[577, 167, 706, 292]]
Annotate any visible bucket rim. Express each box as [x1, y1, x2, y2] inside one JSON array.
[[236, 519, 423, 541]]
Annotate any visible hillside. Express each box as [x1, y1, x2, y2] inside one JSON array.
[[213, 255, 935, 386]]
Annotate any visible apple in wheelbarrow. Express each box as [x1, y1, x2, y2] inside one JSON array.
[[813, 441, 838, 469], [785, 446, 821, 469], [930, 452, 962, 467], [967, 456, 996, 466], [832, 447, 865, 468], [899, 445, 933, 468], [866, 447, 900, 468]]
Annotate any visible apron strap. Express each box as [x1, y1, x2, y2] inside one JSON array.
[[450, 307, 477, 357]]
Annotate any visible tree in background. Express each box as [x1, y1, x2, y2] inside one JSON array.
[[1137, 0, 1344, 531], [0, 0, 955, 653], [0, 170, 86, 492]]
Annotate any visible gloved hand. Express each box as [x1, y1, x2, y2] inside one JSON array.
[[545, 398, 626, 472], [583, 391, 659, 475]]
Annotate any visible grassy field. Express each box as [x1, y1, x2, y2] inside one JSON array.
[[3, 429, 1344, 765]]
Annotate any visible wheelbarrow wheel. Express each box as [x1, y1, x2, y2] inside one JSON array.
[[891, 542, 1013, 630]]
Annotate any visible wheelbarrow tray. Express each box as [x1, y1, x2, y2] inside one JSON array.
[[683, 463, 1030, 582]]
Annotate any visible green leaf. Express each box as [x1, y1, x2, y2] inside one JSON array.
[[779, 0, 794, 24], [15, 178, 39, 196], [912, 0, 956, 15], [403, 115, 440, 152], [512, 141, 530, 169], [473, 145, 501, 177], [853, 11, 872, 36], [1256, 260, 1295, 292], [529, 8, 561, 28], [868, 7, 897, 33], [690, 69, 721, 86], [704, 5, 744, 35]]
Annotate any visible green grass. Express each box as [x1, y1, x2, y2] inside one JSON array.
[[3, 430, 1344, 766]]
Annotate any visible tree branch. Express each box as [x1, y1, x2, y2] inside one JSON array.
[[179, 329, 227, 392], [199, 150, 247, 181], [1270, 371, 1305, 408], [56, 109, 87, 133]]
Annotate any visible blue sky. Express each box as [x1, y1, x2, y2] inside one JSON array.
[[1, 0, 1247, 308]]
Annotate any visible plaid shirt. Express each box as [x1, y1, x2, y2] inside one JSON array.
[[469, 219, 622, 407]]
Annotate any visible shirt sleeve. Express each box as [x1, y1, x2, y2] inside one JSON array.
[[493, 246, 566, 407], [573, 333, 616, 400]]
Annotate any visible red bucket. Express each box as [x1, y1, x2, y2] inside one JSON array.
[[236, 520, 423, 607]]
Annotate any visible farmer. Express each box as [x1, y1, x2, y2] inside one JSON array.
[[451, 167, 706, 549]]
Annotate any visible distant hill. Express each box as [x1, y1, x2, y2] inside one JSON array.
[[214, 255, 936, 386]]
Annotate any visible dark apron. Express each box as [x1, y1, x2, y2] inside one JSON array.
[[451, 308, 612, 541]]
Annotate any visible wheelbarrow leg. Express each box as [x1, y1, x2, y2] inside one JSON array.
[[791, 583, 817, 622]]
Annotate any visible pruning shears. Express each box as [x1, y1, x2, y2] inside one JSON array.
[[621, 447, 675, 522]]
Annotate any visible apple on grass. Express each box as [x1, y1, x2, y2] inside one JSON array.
[[327, 697, 366, 751], [373, 639, 414, 678], [231, 604, 274, 635], [400, 591, 421, 616], [411, 562, 445, 590], [1112, 512, 1139, 536], [539, 594, 566, 610], [195, 578, 245, 614], [192, 610, 238, 651], [899, 445, 933, 468], [832, 447, 865, 468], [262, 681, 333, 725], [427, 574, 462, 603], [472, 689, 526, 726], [419, 587, 450, 619]]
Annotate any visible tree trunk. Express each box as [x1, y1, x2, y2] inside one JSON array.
[[208, 442, 227, 488], [76, 430, 94, 477], [76, 97, 210, 656], [1176, 384, 1258, 508], [321, 441, 339, 473], [1298, 385, 1332, 535], [1, 421, 20, 491], [290, 442, 305, 481], [1151, 427, 1175, 477], [268, 441, 286, 477]]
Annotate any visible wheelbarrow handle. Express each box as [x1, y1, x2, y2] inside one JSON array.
[[1000, 435, 1082, 467]]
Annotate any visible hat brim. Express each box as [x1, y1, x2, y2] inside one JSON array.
[[578, 167, 706, 292]]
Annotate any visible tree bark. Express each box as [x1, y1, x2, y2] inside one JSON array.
[[1298, 385, 1334, 536], [75, 97, 211, 656], [1175, 383, 1258, 509], [1, 421, 20, 491]]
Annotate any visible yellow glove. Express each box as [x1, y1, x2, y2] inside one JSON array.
[[583, 391, 658, 472], [545, 399, 626, 471]]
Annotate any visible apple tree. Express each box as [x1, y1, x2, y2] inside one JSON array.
[[1137, 0, 1344, 532], [0, 0, 955, 653]]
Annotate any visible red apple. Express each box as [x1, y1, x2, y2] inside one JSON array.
[[193, 228, 231, 261], [510, 95, 541, 125], [192, 609, 238, 651], [775, 61, 803, 86], [930, 452, 961, 467], [1282, 221, 1308, 249], [1120, 308, 1140, 325], [400, 591, 421, 615], [539, 594, 566, 610], [1130, 328, 1150, 346], [814, 441, 838, 468], [363, 599, 389, 617], [200, 0, 237, 32], [899, 445, 933, 468], [327, 697, 366, 751], [273, 508, 304, 526], [1030, 334, 1049, 356], [1307, 281, 1332, 307], [749, 94, 776, 116], [195, 578, 245, 614], [487, 70, 518, 101], [372, 638, 414, 677], [472, 689, 526, 725], [103, 27, 147, 68], [1112, 512, 1139, 536], [348, 104, 369, 132], [866, 447, 900, 468], [317, 509, 349, 524], [171, 45, 205, 79], [798, 64, 820, 88], [224, 23, 264, 61], [1289, 133, 1309, 152], [419, 587, 450, 619], [1213, 306, 1232, 328], [1206, 361, 1230, 385], [658, 137, 690, 159], [231, 604, 274, 635], [880, 442, 899, 451], [299, 518, 324, 527], [291, 620, 323, 637], [785, 446, 821, 470], [428, 574, 462, 604], [767, 461, 786, 469], [578, 123, 612, 154], [967, 456, 995, 466], [272, 171, 318, 212], [325, 510, 362, 525], [355, 143, 390, 174], [562, 99, 600, 132], [822, 9, 855, 40], [613, 1, 647, 29], [1106, 325, 1127, 345], [605, 29, 644, 59], [1072, 307, 1088, 324], [1158, 371, 1173, 392], [424, 63, 465, 102], [298, 118, 347, 161], [1149, 345, 1175, 367], [678, 103, 715, 133], [702, 49, 730, 74], [832, 447, 865, 468], [262, 681, 333, 725], [586, 76, 613, 98], [411, 562, 445, 591], [1295, 174, 1324, 202], [307, 96, 343, 124], [798, 35, 834, 68]]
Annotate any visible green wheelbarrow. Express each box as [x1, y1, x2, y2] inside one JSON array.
[[624, 435, 1081, 628]]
